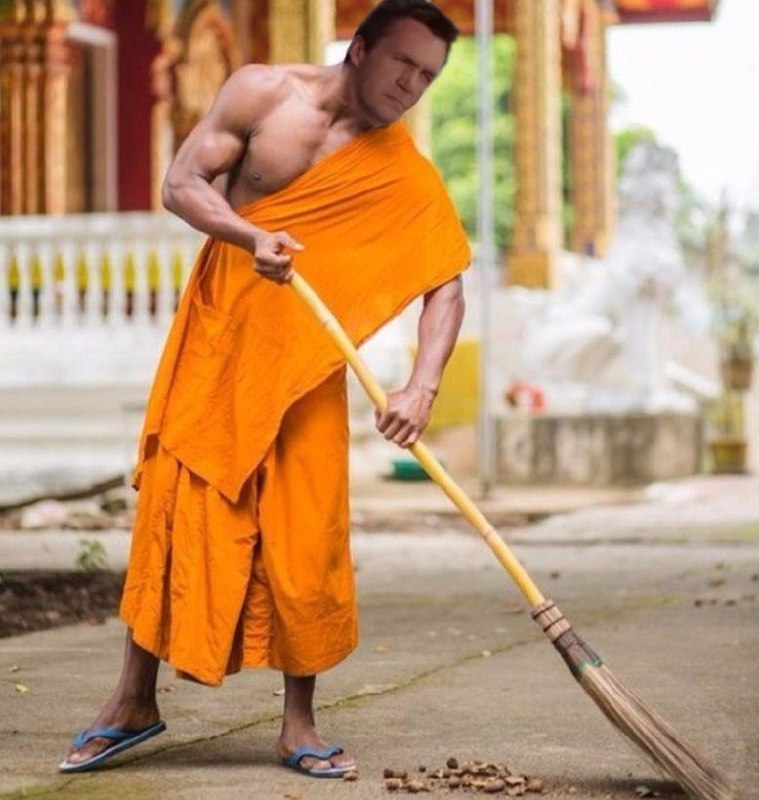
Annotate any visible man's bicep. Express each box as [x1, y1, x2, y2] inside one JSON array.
[[172, 119, 247, 182], [169, 65, 278, 181]]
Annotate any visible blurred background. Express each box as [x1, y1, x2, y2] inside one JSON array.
[[0, 0, 756, 503]]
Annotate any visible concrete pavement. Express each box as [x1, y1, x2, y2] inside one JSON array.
[[1, 474, 758, 799]]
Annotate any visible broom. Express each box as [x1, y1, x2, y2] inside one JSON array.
[[288, 270, 737, 800]]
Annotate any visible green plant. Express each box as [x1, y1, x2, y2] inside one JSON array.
[[718, 300, 758, 361], [707, 390, 745, 438], [76, 538, 107, 572]]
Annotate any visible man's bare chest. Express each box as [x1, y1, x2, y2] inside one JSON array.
[[233, 100, 358, 204]]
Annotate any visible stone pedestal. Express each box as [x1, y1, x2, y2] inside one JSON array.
[[496, 412, 703, 485]]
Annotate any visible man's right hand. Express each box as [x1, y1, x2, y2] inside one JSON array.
[[252, 230, 305, 283]]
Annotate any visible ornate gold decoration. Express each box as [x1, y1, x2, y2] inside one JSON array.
[[149, 1, 241, 208], [569, 0, 613, 257], [0, 1, 70, 214], [509, 0, 563, 288]]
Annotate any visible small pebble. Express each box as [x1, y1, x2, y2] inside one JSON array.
[[446, 757, 459, 770], [484, 777, 506, 793], [343, 770, 359, 781], [526, 777, 545, 793], [384, 777, 402, 791]]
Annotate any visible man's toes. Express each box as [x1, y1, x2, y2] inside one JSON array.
[[303, 756, 333, 771], [67, 737, 109, 764]]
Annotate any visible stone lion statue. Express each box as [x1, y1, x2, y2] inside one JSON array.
[[510, 141, 694, 413]]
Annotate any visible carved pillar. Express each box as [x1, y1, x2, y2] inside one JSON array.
[[308, 0, 335, 64], [22, 16, 42, 212], [0, 2, 70, 215], [40, 18, 70, 214], [270, 0, 335, 64], [509, 0, 563, 288], [0, 7, 26, 214], [569, 0, 613, 257]]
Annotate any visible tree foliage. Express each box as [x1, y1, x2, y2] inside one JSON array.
[[428, 36, 517, 252]]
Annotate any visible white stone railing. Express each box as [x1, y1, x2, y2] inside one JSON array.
[[0, 212, 204, 330]]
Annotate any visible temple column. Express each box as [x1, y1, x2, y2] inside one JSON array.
[[40, 17, 70, 214], [568, 1, 613, 257], [270, 0, 335, 64], [509, 0, 563, 288], [0, 8, 26, 214], [0, 3, 70, 215]]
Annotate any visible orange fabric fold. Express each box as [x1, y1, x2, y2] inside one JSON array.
[[134, 121, 471, 503], [121, 369, 356, 685]]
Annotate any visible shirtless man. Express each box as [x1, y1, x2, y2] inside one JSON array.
[[61, 0, 463, 777]]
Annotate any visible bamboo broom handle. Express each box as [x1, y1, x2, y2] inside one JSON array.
[[290, 271, 545, 608]]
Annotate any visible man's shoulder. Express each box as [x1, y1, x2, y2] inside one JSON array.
[[223, 63, 289, 98], [225, 62, 323, 95]]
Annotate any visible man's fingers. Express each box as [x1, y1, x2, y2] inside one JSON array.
[[275, 232, 305, 252]]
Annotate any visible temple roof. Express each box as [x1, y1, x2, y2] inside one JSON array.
[[335, 1, 718, 40], [613, 0, 719, 24]]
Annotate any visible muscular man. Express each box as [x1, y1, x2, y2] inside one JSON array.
[[61, 0, 469, 777]]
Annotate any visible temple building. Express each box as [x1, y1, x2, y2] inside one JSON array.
[[0, 0, 718, 289]]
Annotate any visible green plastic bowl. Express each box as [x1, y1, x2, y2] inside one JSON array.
[[389, 457, 439, 481]]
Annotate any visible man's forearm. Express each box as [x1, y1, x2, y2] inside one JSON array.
[[163, 174, 264, 252], [408, 276, 465, 394]]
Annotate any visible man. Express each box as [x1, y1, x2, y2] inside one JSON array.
[[60, 0, 470, 777]]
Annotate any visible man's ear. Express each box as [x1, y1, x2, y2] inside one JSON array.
[[349, 35, 366, 67]]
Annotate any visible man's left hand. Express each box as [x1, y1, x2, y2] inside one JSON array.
[[375, 383, 437, 448]]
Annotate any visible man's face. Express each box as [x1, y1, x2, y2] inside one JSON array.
[[349, 18, 449, 125]]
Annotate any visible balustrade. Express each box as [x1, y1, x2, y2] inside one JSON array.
[[0, 212, 203, 329]]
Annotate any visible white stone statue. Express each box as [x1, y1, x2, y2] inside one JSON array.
[[509, 141, 696, 413]]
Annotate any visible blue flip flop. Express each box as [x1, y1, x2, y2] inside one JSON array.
[[58, 720, 167, 773], [280, 744, 355, 778]]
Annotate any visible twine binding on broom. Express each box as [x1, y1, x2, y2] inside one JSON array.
[[532, 600, 739, 800]]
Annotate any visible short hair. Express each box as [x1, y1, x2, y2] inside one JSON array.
[[345, 0, 460, 64]]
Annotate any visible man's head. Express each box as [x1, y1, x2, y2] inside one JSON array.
[[345, 0, 459, 126]]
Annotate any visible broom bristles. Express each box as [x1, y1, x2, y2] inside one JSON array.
[[532, 600, 738, 800]]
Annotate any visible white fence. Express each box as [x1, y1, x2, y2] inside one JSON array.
[[0, 212, 203, 388], [0, 212, 203, 331]]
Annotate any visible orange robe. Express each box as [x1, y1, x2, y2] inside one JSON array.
[[120, 121, 471, 685]]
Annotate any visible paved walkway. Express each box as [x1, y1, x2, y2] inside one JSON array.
[[1, 474, 757, 799]]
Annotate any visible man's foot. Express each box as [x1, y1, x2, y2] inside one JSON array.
[[277, 724, 356, 776], [62, 699, 162, 768]]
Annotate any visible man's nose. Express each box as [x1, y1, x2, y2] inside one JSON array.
[[396, 70, 412, 94]]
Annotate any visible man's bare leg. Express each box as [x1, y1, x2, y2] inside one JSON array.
[[277, 674, 355, 772], [65, 630, 161, 764]]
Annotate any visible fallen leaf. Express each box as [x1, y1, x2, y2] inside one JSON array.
[[9, 665, 19, 673], [273, 688, 285, 696], [14, 684, 29, 694], [375, 644, 390, 653]]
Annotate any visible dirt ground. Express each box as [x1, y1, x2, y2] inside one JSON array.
[[0, 570, 124, 639]]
